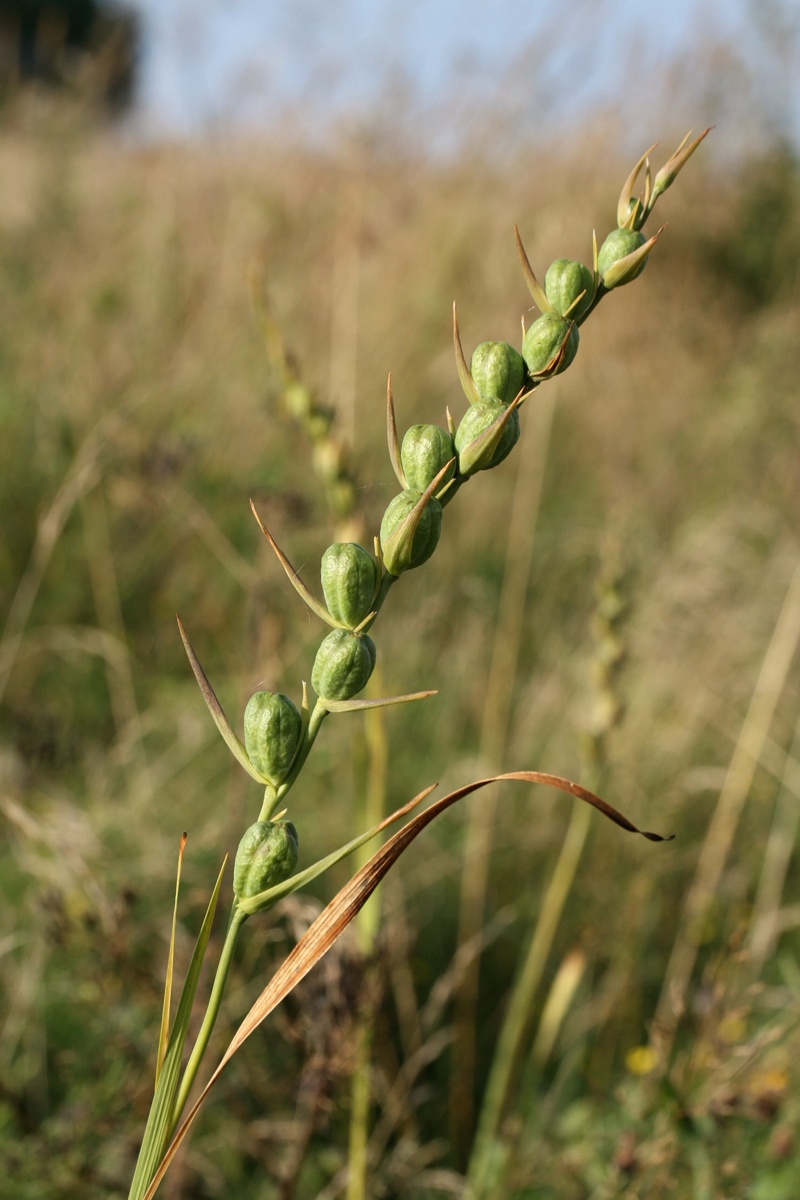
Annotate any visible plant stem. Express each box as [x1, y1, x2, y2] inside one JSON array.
[[276, 699, 330, 803], [171, 903, 250, 1126], [361, 570, 396, 634]]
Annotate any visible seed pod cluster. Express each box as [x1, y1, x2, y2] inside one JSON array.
[[237, 134, 707, 796]]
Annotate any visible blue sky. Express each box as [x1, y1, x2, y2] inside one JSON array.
[[129, 0, 798, 156]]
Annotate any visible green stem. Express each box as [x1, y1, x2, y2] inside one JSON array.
[[360, 570, 396, 634], [258, 782, 279, 822], [276, 700, 330, 804], [171, 903, 249, 1127]]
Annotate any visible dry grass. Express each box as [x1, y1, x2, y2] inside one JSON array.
[[0, 92, 799, 1198]]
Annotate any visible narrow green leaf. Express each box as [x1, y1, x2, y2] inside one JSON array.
[[236, 783, 438, 916], [141, 771, 671, 1199], [156, 833, 187, 1086], [128, 859, 228, 1200], [321, 688, 437, 714]]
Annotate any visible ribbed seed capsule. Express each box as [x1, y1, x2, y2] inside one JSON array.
[[380, 489, 443, 575], [522, 312, 579, 377], [400, 425, 456, 493], [454, 399, 520, 476], [544, 259, 593, 320], [311, 628, 377, 700], [470, 341, 526, 404], [233, 819, 299, 901], [320, 542, 377, 628], [597, 228, 646, 285], [243, 691, 302, 785]]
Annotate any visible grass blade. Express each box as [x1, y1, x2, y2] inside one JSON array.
[[141, 771, 669, 1198], [128, 858, 228, 1200], [156, 833, 188, 1085]]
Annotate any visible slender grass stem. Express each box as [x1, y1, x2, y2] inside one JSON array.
[[654, 560, 800, 1058], [451, 389, 556, 1150], [171, 903, 250, 1126], [467, 797, 591, 1195], [277, 699, 330, 803]]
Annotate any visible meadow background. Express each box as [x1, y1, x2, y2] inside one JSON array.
[[1, 4, 800, 1196]]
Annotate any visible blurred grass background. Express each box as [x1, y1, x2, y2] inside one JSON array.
[[1, 47, 800, 1200]]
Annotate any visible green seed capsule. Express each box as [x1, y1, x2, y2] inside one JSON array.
[[400, 424, 456, 494], [544, 259, 594, 320], [380, 489, 443, 575], [470, 341, 526, 405], [243, 691, 303, 785], [233, 819, 299, 901], [597, 228, 646, 285], [311, 628, 377, 700], [454, 399, 520, 476], [522, 312, 579, 377], [320, 542, 377, 629]]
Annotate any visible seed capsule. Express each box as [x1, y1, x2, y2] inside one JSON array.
[[522, 312, 579, 377], [380, 489, 443, 575], [400, 425, 456, 493], [233, 819, 299, 901], [544, 259, 593, 320], [470, 341, 526, 405], [243, 691, 303, 785], [454, 400, 520, 476], [320, 542, 377, 629], [311, 628, 377, 700], [597, 228, 647, 286]]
